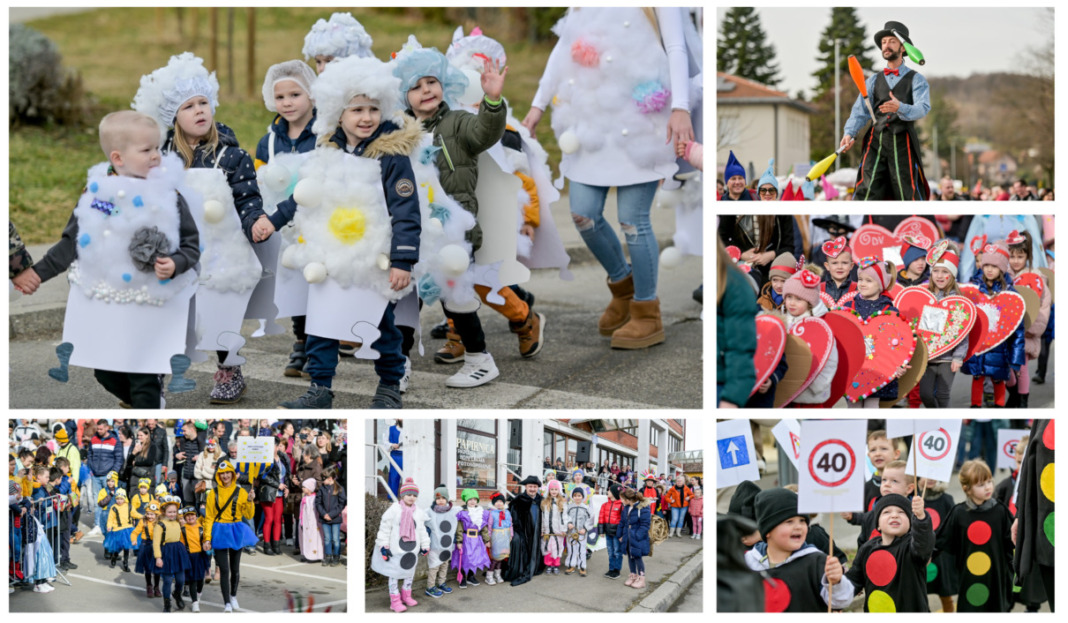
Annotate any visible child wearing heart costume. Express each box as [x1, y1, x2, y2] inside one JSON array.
[[962, 240, 1025, 408], [919, 241, 970, 408], [1006, 230, 1051, 409], [819, 236, 859, 306], [843, 257, 908, 408], [935, 459, 1015, 612], [757, 252, 797, 311], [781, 269, 839, 406], [896, 235, 931, 287], [743, 488, 853, 612]]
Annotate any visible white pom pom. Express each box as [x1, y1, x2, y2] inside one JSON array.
[[439, 244, 470, 277], [203, 199, 225, 224], [427, 217, 444, 234], [281, 244, 300, 269], [260, 164, 291, 194], [117, 190, 126, 199], [656, 188, 682, 211], [559, 131, 580, 154], [303, 262, 327, 283], [660, 246, 683, 269], [458, 68, 485, 108], [293, 178, 322, 209], [376, 253, 390, 271]]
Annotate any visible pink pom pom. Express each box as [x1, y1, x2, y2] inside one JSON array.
[[570, 39, 600, 68]]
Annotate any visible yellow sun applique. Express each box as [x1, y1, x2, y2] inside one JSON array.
[[328, 207, 367, 244]]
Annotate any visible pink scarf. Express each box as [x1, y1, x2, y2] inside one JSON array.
[[399, 501, 416, 541]]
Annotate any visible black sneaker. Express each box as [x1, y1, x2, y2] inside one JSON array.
[[604, 569, 617, 579], [278, 384, 334, 409], [458, 577, 468, 589], [467, 572, 480, 586], [370, 383, 402, 409], [429, 317, 450, 339]]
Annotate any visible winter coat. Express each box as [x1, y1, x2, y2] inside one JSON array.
[[598, 499, 624, 537], [785, 310, 839, 404], [846, 511, 935, 612], [688, 497, 704, 519], [961, 276, 1026, 380], [756, 280, 784, 311], [843, 294, 901, 399], [663, 485, 693, 509], [540, 496, 569, 559], [409, 99, 507, 252], [371, 502, 430, 580], [618, 499, 651, 557], [87, 431, 124, 478], [255, 461, 282, 503], [744, 542, 855, 611], [314, 484, 346, 525], [194, 451, 222, 489], [717, 267, 758, 406], [254, 110, 319, 168], [896, 267, 930, 287], [718, 215, 796, 288], [820, 273, 859, 307], [288, 460, 322, 508], [164, 121, 265, 244], [173, 436, 204, 480], [1011, 268, 1051, 360]]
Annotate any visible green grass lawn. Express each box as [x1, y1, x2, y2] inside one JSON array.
[[11, 7, 560, 243]]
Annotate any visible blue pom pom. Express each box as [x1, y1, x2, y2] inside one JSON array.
[[429, 203, 451, 224], [122, 273, 132, 283], [132, 195, 144, 207], [78, 233, 91, 248], [417, 273, 441, 305], [420, 144, 442, 166], [852, 382, 860, 388], [89, 182, 99, 193]]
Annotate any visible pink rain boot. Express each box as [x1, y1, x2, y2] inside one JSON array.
[[389, 593, 407, 613], [624, 573, 637, 587], [400, 588, 419, 607], [632, 573, 646, 589]]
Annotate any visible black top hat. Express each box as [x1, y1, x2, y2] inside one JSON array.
[[874, 21, 912, 47], [811, 216, 857, 234]]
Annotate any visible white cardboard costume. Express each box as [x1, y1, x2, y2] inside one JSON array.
[[62, 154, 197, 374], [254, 150, 310, 324], [423, 503, 461, 570], [371, 502, 431, 579]]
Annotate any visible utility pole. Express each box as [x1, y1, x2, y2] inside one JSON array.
[[834, 38, 840, 171]]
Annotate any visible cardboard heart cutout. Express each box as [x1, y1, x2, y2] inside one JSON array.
[[894, 286, 977, 359], [820, 289, 857, 309], [880, 338, 928, 408], [772, 336, 814, 408], [1015, 272, 1045, 298], [1015, 285, 1040, 330], [964, 308, 988, 363], [819, 313, 865, 407], [1038, 267, 1055, 299], [752, 315, 787, 397], [726, 245, 742, 262], [825, 309, 916, 402], [893, 217, 940, 248], [958, 286, 1026, 356], [850, 224, 902, 264], [886, 283, 903, 300], [777, 317, 835, 406]]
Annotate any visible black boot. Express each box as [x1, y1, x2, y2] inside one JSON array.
[[174, 587, 186, 610], [263, 541, 274, 556], [110, 552, 118, 568], [272, 541, 282, 556], [1019, 393, 1030, 408], [164, 598, 172, 613]]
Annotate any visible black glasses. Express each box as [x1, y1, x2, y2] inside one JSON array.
[[758, 187, 777, 196]]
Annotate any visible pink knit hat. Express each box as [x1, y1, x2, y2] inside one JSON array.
[[547, 479, 562, 494], [781, 269, 821, 308], [858, 256, 894, 292], [979, 240, 1010, 274]]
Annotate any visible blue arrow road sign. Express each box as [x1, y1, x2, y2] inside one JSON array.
[[718, 435, 750, 468]]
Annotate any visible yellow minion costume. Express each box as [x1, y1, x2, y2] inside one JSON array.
[[181, 506, 210, 610], [204, 461, 257, 610], [153, 497, 191, 612], [104, 488, 134, 569], [134, 500, 162, 597], [130, 478, 156, 521]]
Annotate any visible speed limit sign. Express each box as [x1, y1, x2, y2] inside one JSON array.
[[917, 428, 952, 461], [798, 419, 866, 513], [906, 420, 962, 483], [996, 428, 1028, 470]]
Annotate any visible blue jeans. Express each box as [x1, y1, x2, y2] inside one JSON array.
[[605, 531, 623, 571], [969, 421, 998, 469], [92, 475, 108, 529], [323, 523, 340, 556], [670, 506, 687, 529], [306, 301, 404, 387], [569, 180, 660, 301]]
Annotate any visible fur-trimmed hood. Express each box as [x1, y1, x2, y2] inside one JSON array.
[[321, 116, 424, 159]]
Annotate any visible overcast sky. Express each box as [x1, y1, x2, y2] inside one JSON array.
[[717, 7, 1052, 99]]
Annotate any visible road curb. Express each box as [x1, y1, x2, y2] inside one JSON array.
[[629, 546, 703, 613]]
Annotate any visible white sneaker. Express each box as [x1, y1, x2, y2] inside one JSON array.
[[445, 352, 499, 388], [34, 583, 55, 593], [285, 538, 293, 546], [399, 357, 411, 394], [87, 526, 102, 537], [192, 601, 200, 613], [230, 597, 239, 609], [224, 603, 233, 613]]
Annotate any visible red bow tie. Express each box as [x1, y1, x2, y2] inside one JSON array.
[[883, 68, 900, 76]]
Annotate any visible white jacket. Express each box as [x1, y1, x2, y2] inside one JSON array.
[[371, 502, 431, 579]]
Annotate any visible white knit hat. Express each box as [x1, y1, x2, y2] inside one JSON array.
[[262, 59, 317, 112], [302, 12, 374, 61], [132, 52, 219, 143], [310, 55, 402, 139]]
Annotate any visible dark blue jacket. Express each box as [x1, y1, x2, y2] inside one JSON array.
[[314, 484, 347, 525], [618, 500, 651, 557], [844, 294, 901, 399], [87, 431, 124, 477], [165, 121, 265, 244], [962, 276, 1026, 380], [31, 486, 57, 530], [254, 110, 319, 167], [270, 118, 421, 272]]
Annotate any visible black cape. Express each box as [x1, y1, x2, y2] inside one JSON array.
[[1013, 419, 1054, 609], [924, 491, 960, 597], [936, 500, 1014, 612], [846, 512, 934, 612], [503, 491, 545, 586]]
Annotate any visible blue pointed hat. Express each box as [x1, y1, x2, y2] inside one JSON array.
[[757, 158, 778, 192], [724, 150, 745, 183]]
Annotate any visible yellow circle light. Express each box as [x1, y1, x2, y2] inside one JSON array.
[[328, 207, 367, 245]]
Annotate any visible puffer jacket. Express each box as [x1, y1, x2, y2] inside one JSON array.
[[843, 294, 900, 399], [409, 99, 507, 252], [164, 121, 265, 243], [717, 267, 758, 406], [254, 110, 319, 168], [618, 498, 651, 557], [962, 276, 1026, 380], [1011, 268, 1051, 360]]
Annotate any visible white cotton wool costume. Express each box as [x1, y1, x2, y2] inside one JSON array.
[[424, 504, 461, 570], [540, 8, 678, 187], [181, 169, 262, 293], [656, 171, 703, 258], [302, 12, 374, 61], [372, 503, 431, 580], [256, 151, 311, 319], [131, 52, 219, 143]]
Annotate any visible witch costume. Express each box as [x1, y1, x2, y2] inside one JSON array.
[[502, 475, 545, 586]]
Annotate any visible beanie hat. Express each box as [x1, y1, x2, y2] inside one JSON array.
[[106, 471, 119, 483], [311, 55, 402, 139], [757, 158, 779, 193], [900, 234, 931, 269], [155, 484, 168, 496], [858, 256, 894, 292], [979, 240, 1010, 274], [138, 478, 152, 490], [461, 488, 479, 503], [724, 150, 745, 183], [821, 236, 852, 261], [490, 492, 505, 506], [873, 493, 912, 526], [547, 479, 563, 494], [609, 483, 622, 499], [302, 12, 374, 61], [144, 502, 160, 515], [434, 485, 450, 500], [754, 488, 806, 540], [399, 478, 419, 497], [782, 269, 822, 308], [302, 478, 317, 492], [571, 468, 585, 480], [167, 471, 178, 481], [54, 427, 69, 444], [926, 240, 959, 274], [392, 35, 469, 109], [115, 488, 128, 500], [768, 252, 799, 281], [728, 480, 761, 521], [132, 52, 219, 142], [570, 486, 586, 499], [262, 60, 317, 112]]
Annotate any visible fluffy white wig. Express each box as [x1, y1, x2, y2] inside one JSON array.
[[445, 26, 507, 71], [311, 55, 402, 139], [302, 12, 374, 60], [132, 52, 219, 142], [261, 60, 317, 112]]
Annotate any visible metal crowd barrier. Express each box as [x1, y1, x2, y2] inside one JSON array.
[[9, 493, 72, 589]]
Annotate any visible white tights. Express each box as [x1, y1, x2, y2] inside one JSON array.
[[388, 577, 413, 595]]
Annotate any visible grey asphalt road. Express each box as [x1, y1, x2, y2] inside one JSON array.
[[668, 575, 703, 612]]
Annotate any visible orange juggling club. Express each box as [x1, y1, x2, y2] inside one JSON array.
[[848, 55, 877, 123]]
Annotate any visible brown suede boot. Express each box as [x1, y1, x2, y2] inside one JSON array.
[[610, 298, 665, 349], [510, 311, 546, 358], [599, 274, 635, 336], [434, 331, 466, 364]]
